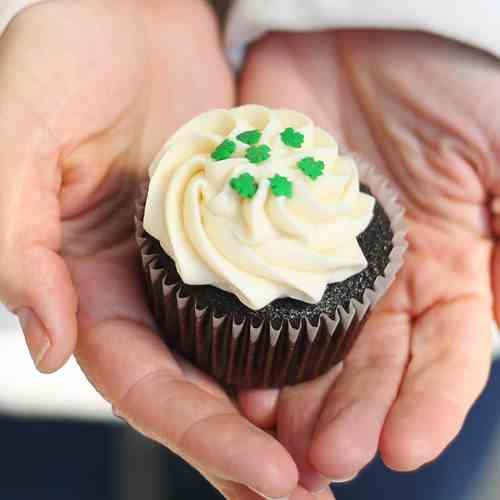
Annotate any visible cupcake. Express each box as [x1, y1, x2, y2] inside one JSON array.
[[135, 105, 407, 387]]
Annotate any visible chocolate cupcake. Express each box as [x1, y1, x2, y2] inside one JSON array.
[[135, 105, 407, 387]]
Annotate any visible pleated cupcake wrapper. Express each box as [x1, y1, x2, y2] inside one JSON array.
[[134, 159, 408, 387]]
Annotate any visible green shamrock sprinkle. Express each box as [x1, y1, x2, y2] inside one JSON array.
[[269, 174, 293, 199], [246, 144, 271, 164], [298, 156, 325, 180], [211, 139, 236, 161], [230, 173, 258, 199], [280, 127, 304, 148], [236, 129, 262, 145]]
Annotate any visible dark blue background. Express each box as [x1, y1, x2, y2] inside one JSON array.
[[1, 361, 499, 500]]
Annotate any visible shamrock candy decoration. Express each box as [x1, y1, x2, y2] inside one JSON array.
[[211, 139, 236, 161], [230, 173, 258, 199], [269, 174, 293, 199], [236, 129, 262, 146], [246, 144, 271, 164], [298, 156, 325, 180], [280, 127, 304, 148]]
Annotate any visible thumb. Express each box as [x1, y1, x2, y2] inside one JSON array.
[[0, 99, 77, 373]]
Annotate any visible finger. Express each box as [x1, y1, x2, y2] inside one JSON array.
[[203, 472, 267, 500], [272, 366, 342, 494], [491, 242, 500, 325], [308, 311, 409, 483], [71, 244, 298, 499], [76, 318, 298, 499], [0, 95, 77, 372], [379, 296, 492, 471], [238, 388, 280, 429], [207, 472, 337, 500], [207, 473, 280, 500], [288, 484, 336, 500], [302, 486, 336, 500]]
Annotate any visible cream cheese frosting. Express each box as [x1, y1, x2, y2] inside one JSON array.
[[144, 105, 375, 310]]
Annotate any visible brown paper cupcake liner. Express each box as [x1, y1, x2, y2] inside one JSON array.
[[134, 159, 407, 387]]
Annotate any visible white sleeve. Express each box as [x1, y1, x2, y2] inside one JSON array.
[[2, 1, 499, 62], [226, 0, 500, 64], [0, 0, 43, 35]]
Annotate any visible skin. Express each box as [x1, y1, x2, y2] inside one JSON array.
[[238, 30, 500, 493], [0, 1, 498, 499]]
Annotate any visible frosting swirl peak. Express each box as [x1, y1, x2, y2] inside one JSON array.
[[144, 106, 375, 310]]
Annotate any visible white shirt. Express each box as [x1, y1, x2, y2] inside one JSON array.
[[2, 0, 500, 61]]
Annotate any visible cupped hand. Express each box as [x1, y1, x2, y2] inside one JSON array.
[[0, 2, 323, 499], [237, 30, 499, 493]]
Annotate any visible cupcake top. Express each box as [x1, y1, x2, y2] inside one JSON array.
[[144, 105, 375, 310]]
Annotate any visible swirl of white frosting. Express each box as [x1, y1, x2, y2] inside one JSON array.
[[144, 105, 375, 310]]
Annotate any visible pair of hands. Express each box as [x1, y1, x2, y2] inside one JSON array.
[[1, 1, 499, 498]]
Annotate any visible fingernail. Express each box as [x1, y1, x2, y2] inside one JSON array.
[[300, 470, 330, 495], [247, 485, 289, 499], [112, 407, 126, 422], [16, 308, 51, 369], [308, 487, 328, 495], [330, 473, 357, 483]]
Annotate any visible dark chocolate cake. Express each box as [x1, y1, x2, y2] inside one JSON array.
[[151, 186, 393, 324]]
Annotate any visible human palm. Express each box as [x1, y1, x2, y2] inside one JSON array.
[[1, 2, 298, 499], [2, 6, 499, 498], [235, 29, 500, 493]]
